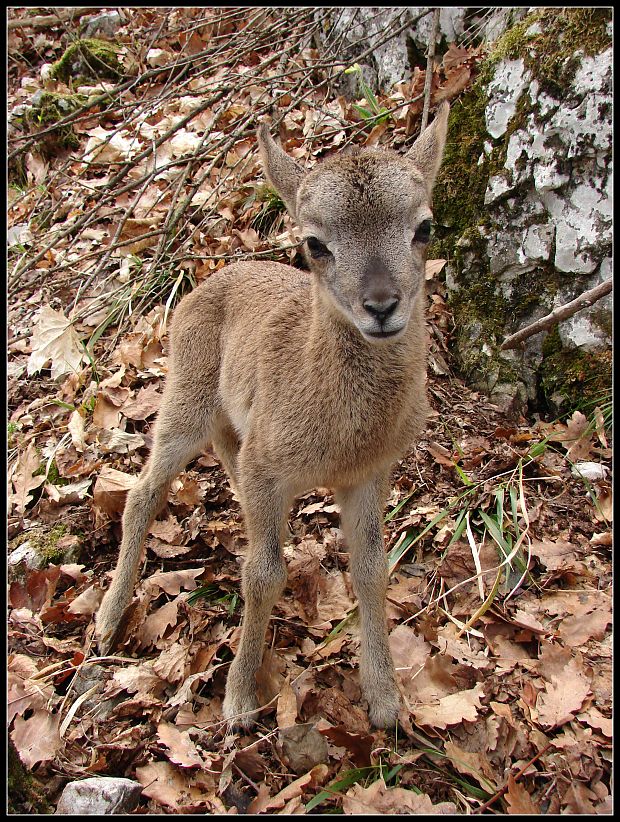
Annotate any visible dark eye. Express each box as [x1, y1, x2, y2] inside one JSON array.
[[414, 219, 432, 244], [306, 236, 331, 258]]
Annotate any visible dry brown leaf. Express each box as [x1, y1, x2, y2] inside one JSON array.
[[45, 477, 92, 505], [505, 774, 541, 814], [549, 410, 594, 461], [443, 741, 498, 791], [145, 567, 204, 595], [413, 682, 485, 729], [136, 599, 180, 648], [92, 395, 122, 429], [577, 705, 612, 737], [364, 122, 387, 146], [530, 537, 578, 570], [157, 722, 206, 768], [121, 381, 162, 420], [148, 514, 184, 544], [561, 782, 599, 814], [92, 466, 137, 518], [170, 476, 205, 507], [389, 624, 432, 693], [276, 677, 299, 729], [558, 602, 611, 646], [425, 258, 447, 280], [9, 441, 45, 514], [319, 724, 375, 768], [342, 779, 457, 814], [135, 760, 223, 812], [536, 657, 590, 729], [434, 65, 471, 103], [427, 440, 454, 466], [277, 723, 329, 775], [442, 41, 472, 71], [11, 708, 62, 768], [97, 428, 145, 454], [247, 763, 329, 814], [8, 668, 54, 723], [316, 570, 354, 623], [67, 409, 86, 452], [67, 584, 102, 616], [112, 662, 167, 698], [27, 306, 87, 381]]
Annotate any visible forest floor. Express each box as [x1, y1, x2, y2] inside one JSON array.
[[8, 8, 612, 815]]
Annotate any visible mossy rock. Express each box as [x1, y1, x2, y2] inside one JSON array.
[[485, 7, 611, 97], [50, 38, 123, 83], [8, 524, 80, 582], [538, 326, 612, 414], [8, 740, 51, 814], [429, 8, 611, 414], [21, 91, 87, 157]]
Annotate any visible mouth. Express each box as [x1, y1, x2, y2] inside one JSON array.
[[364, 325, 405, 341]]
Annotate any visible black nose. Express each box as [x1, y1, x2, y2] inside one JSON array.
[[362, 296, 400, 323]]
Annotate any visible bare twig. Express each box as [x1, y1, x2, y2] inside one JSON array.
[[500, 279, 613, 350], [7, 7, 93, 30], [421, 8, 441, 131], [473, 743, 553, 813]]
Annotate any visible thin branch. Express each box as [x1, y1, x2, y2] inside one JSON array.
[[421, 8, 441, 131], [500, 279, 613, 350], [7, 8, 93, 30], [473, 743, 552, 813]]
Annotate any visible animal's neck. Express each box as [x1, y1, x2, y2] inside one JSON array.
[[307, 278, 423, 377]]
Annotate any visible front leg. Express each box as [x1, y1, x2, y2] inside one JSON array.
[[336, 475, 400, 728], [223, 460, 289, 729]]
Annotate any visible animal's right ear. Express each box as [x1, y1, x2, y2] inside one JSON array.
[[257, 122, 304, 219]]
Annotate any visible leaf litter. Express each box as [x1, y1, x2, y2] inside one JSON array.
[[7, 7, 612, 816]]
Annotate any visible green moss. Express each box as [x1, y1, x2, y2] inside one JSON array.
[[50, 38, 122, 84], [428, 8, 611, 406], [539, 330, 612, 412], [430, 84, 489, 261], [485, 8, 611, 97], [25, 524, 69, 564], [8, 740, 51, 814], [22, 92, 86, 156], [251, 184, 285, 236]]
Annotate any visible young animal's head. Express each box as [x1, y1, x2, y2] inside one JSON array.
[[258, 103, 449, 342]]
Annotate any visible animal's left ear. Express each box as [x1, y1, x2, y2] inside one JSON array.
[[406, 102, 450, 191], [257, 121, 305, 220]]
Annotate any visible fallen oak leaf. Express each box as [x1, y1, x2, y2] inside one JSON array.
[[318, 724, 375, 768], [10, 708, 62, 769], [412, 682, 485, 729], [504, 774, 542, 814], [536, 657, 590, 729], [97, 428, 146, 454], [67, 584, 102, 616], [120, 381, 162, 420], [27, 306, 88, 381], [342, 778, 457, 814], [148, 514, 184, 544], [8, 442, 45, 514], [137, 602, 181, 651], [276, 676, 299, 729], [144, 567, 205, 595], [93, 466, 137, 519], [156, 722, 209, 769], [247, 763, 329, 813], [425, 258, 447, 280], [443, 740, 498, 792]]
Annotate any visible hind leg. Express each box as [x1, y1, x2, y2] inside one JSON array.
[[95, 397, 210, 654], [211, 415, 241, 491]]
